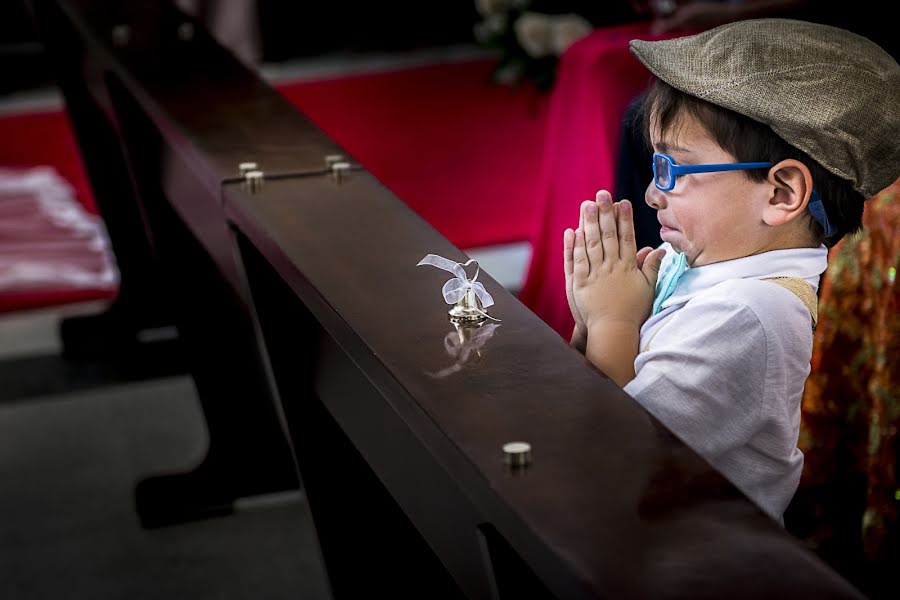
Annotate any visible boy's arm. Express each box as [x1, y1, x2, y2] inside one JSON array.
[[584, 320, 640, 387], [570, 326, 587, 354], [583, 244, 660, 383], [566, 238, 659, 363], [566, 190, 664, 385], [564, 201, 593, 354]]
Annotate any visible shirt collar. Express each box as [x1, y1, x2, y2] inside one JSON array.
[[658, 242, 829, 309]]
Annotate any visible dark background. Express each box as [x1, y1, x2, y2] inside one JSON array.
[[1, 0, 483, 95]]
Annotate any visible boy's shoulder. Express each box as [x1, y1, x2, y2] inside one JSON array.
[[653, 243, 824, 342], [693, 277, 814, 335]]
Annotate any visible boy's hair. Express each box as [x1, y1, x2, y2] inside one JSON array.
[[629, 18, 900, 238], [640, 80, 865, 246]]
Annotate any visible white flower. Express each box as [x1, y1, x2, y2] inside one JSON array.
[[473, 13, 506, 43], [514, 12, 554, 58], [549, 14, 593, 56], [474, 0, 512, 18]]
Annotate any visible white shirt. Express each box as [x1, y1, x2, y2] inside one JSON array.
[[624, 243, 828, 522]]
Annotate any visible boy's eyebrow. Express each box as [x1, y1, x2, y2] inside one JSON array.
[[655, 141, 693, 154]]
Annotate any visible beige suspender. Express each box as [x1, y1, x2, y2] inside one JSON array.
[[640, 276, 818, 353], [760, 277, 818, 331]]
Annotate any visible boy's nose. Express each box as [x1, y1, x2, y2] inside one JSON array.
[[645, 181, 666, 210]]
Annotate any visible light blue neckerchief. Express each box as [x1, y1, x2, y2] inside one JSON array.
[[652, 251, 688, 316]]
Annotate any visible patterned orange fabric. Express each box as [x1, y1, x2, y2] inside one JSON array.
[[797, 178, 899, 565]]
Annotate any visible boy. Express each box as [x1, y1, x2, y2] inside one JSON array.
[[563, 19, 899, 522]]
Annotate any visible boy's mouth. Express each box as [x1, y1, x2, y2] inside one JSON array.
[[659, 221, 679, 234], [658, 215, 677, 231], [659, 222, 681, 243]]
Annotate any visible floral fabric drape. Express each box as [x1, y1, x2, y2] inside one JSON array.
[[794, 179, 898, 577]]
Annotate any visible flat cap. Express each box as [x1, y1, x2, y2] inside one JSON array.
[[630, 19, 900, 198]]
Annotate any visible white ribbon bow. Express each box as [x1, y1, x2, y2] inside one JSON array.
[[417, 253, 499, 320]]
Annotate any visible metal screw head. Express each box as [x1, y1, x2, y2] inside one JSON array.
[[238, 162, 258, 176], [244, 170, 264, 193], [503, 441, 532, 467], [112, 25, 131, 47], [331, 161, 351, 183], [325, 154, 346, 168]]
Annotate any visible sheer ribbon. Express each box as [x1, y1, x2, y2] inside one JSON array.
[[417, 253, 500, 321]]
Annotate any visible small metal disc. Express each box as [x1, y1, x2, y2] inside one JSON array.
[[238, 162, 258, 175], [503, 441, 532, 467]]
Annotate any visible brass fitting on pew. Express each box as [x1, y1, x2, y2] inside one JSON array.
[[239, 162, 264, 194], [244, 170, 264, 194], [324, 154, 345, 168], [325, 154, 352, 184], [331, 161, 351, 183]]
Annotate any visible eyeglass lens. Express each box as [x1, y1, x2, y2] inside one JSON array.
[[654, 154, 672, 188]]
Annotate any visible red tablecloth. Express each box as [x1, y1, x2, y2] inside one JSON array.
[[0, 111, 115, 313], [0, 110, 97, 215], [518, 23, 685, 338]]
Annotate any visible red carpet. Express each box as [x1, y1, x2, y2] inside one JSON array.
[[276, 59, 548, 249], [1, 58, 548, 313]]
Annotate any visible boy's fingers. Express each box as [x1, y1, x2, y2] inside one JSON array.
[[563, 228, 575, 278], [636, 246, 653, 269], [578, 198, 593, 232], [617, 199, 638, 263], [582, 199, 602, 263], [596, 190, 618, 262], [641, 248, 666, 285], [572, 227, 589, 279]]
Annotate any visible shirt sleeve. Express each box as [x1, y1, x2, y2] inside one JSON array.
[[623, 296, 769, 462]]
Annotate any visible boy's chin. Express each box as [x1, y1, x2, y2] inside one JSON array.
[[669, 243, 700, 266]]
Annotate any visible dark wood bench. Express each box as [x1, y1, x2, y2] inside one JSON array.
[[32, 0, 866, 596]]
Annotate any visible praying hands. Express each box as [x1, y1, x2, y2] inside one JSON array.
[[563, 190, 665, 385]]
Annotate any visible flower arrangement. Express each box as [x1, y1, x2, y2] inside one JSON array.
[[473, 1, 611, 91]]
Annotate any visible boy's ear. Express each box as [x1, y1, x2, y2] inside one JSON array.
[[762, 159, 813, 227]]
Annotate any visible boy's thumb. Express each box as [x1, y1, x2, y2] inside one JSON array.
[[642, 248, 665, 284]]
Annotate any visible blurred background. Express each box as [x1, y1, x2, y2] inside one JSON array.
[[1, 1, 896, 598]]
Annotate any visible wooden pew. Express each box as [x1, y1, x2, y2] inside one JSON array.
[[29, 0, 316, 526], [33, 0, 866, 596]]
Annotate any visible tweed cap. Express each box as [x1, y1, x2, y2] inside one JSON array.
[[630, 19, 900, 198]]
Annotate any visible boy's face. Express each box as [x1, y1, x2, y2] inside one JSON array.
[[645, 109, 771, 266]]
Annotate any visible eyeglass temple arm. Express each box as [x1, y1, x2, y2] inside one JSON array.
[[672, 161, 772, 175]]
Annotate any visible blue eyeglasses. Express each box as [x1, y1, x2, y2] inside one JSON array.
[[651, 152, 838, 238], [652, 152, 771, 191]]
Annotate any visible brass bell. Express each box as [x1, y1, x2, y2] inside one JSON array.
[[448, 287, 488, 323]]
